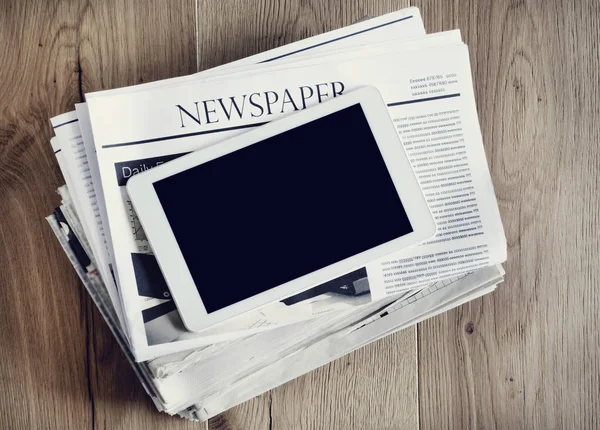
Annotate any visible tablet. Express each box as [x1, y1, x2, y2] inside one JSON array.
[[127, 86, 436, 333]]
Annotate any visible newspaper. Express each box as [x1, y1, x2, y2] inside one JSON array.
[[81, 35, 505, 360], [148, 267, 504, 415], [51, 115, 126, 329], [148, 269, 502, 381], [52, 9, 434, 361], [45, 185, 501, 384], [44, 7, 508, 419], [45, 202, 161, 405], [191, 267, 503, 421], [45, 192, 501, 417]]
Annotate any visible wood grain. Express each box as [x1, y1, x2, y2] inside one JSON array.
[[77, 1, 199, 429], [196, 2, 418, 428], [197, 0, 413, 70], [0, 1, 92, 429], [208, 393, 272, 430], [78, 0, 197, 93], [2, 0, 599, 429], [0, 0, 198, 429], [415, 0, 600, 428], [270, 330, 418, 430]]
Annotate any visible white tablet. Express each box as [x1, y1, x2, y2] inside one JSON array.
[[127, 86, 436, 333]]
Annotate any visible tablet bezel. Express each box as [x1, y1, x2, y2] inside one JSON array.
[[127, 86, 436, 333]]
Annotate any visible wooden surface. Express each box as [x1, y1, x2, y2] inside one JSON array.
[[415, 1, 600, 428], [0, 0, 598, 429]]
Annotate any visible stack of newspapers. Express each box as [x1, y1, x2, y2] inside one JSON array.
[[46, 7, 506, 421]]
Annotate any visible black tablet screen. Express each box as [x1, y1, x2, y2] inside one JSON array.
[[153, 103, 413, 313]]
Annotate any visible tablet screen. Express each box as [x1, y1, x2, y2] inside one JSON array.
[[153, 103, 413, 313]]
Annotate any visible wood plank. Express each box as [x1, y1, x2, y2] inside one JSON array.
[[0, 1, 92, 429], [78, 0, 197, 93], [415, 0, 600, 428], [76, 1, 200, 428], [208, 393, 272, 430], [0, 0, 199, 428], [9, 0, 598, 428], [197, 0, 412, 71], [84, 300, 205, 429], [197, 2, 417, 428], [271, 330, 417, 430]]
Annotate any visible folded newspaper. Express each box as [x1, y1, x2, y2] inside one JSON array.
[[46, 8, 506, 420]]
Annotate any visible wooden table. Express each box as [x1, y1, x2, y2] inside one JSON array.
[[1, 1, 598, 428]]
